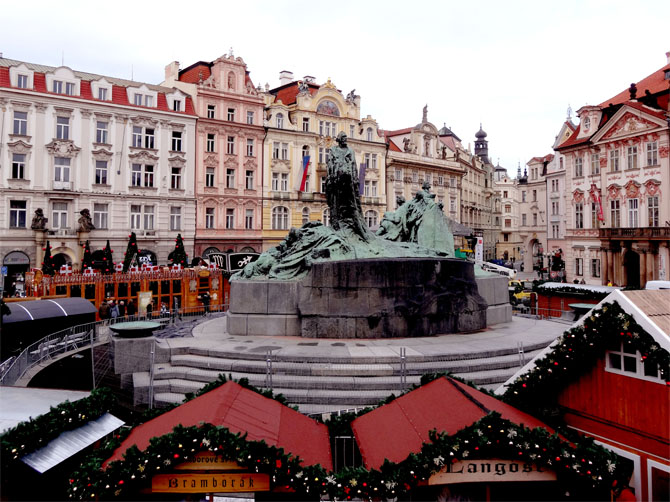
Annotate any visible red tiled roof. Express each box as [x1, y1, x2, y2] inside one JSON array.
[[383, 127, 414, 137], [271, 82, 319, 106], [439, 136, 459, 152], [104, 382, 332, 470], [179, 61, 212, 84], [600, 62, 670, 107], [528, 154, 554, 164], [351, 377, 553, 470], [0, 67, 10, 87], [0, 63, 195, 116], [388, 140, 402, 152]]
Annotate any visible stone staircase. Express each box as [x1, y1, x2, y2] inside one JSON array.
[[133, 342, 546, 415]]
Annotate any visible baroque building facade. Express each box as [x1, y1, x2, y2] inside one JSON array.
[[261, 73, 386, 250], [163, 52, 265, 257], [555, 52, 670, 287], [519, 155, 549, 273], [383, 109, 464, 221], [469, 126, 497, 260], [494, 167, 522, 263], [0, 57, 197, 293]]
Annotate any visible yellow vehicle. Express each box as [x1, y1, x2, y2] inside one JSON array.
[[508, 280, 531, 306]]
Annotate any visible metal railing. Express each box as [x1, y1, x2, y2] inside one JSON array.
[[0, 304, 226, 387]]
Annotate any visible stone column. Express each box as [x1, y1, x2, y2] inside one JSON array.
[[639, 249, 647, 288], [647, 248, 655, 283], [607, 249, 614, 284], [601, 248, 608, 285]]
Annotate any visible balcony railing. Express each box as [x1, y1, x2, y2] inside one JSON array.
[[599, 227, 670, 239]]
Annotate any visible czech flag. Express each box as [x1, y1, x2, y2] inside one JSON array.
[[299, 155, 310, 192]]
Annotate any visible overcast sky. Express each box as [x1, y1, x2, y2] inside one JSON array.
[[2, 0, 669, 175]]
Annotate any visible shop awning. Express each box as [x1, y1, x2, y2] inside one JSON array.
[[3, 298, 97, 325], [21, 413, 124, 473]]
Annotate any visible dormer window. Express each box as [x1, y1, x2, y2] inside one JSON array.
[[173, 99, 182, 112], [583, 117, 591, 131], [98, 88, 108, 100], [65, 82, 75, 95], [133, 93, 153, 107], [17, 74, 28, 89], [134, 94, 142, 106], [53, 80, 63, 94]]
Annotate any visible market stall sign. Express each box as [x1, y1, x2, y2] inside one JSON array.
[[428, 459, 557, 485], [152, 473, 269, 493], [174, 451, 245, 471]]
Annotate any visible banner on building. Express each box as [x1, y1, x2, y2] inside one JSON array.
[[299, 155, 310, 192]]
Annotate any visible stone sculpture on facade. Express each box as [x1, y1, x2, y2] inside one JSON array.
[[31, 208, 47, 230], [77, 208, 95, 232]]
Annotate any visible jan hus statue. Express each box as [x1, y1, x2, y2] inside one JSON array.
[[326, 132, 370, 241]]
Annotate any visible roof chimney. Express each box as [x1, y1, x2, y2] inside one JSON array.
[[279, 70, 294, 86], [165, 61, 180, 82]]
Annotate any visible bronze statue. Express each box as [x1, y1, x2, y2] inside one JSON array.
[[77, 208, 95, 232], [326, 132, 369, 241], [31, 208, 47, 230]]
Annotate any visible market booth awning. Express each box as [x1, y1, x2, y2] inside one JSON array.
[[104, 381, 332, 471], [3, 298, 97, 324], [351, 376, 553, 470]]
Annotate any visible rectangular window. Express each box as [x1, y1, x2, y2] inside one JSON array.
[[134, 94, 142, 106], [371, 180, 378, 197], [364, 153, 371, 168], [93, 203, 108, 229], [96, 121, 108, 144], [144, 128, 154, 149], [13, 111, 27, 135], [609, 149, 620, 172], [412, 170, 418, 183], [350, 124, 355, 138], [52, 80, 63, 94], [591, 153, 600, 175], [98, 88, 107, 100], [591, 203, 598, 228], [364, 180, 371, 197], [207, 105, 215, 119], [271, 172, 279, 191], [52, 202, 68, 229], [610, 200, 620, 228], [552, 201, 559, 215], [533, 213, 537, 226], [227, 136, 235, 155], [226, 168, 235, 188], [132, 126, 143, 148], [9, 200, 27, 228], [303, 117, 310, 132], [11, 153, 26, 179], [131, 163, 154, 187], [54, 157, 70, 183], [170, 207, 181, 231], [371, 154, 378, 169], [552, 224, 559, 238], [246, 138, 254, 157], [171, 131, 182, 151], [505, 219, 511, 228], [319, 121, 324, 136], [575, 202, 584, 229], [171, 167, 182, 189], [646, 141, 658, 166], [626, 146, 638, 170], [591, 258, 600, 278], [205, 207, 214, 229], [304, 175, 310, 193], [132, 126, 153, 148], [575, 157, 583, 177], [532, 190, 537, 202], [320, 176, 326, 193], [503, 233, 509, 242], [143, 206, 154, 230], [281, 143, 288, 160], [225, 208, 234, 229], [17, 74, 28, 88], [607, 341, 663, 381], [205, 167, 215, 187], [245, 209, 253, 229], [273, 142, 280, 160], [247, 111, 254, 125], [280, 173, 289, 191], [56, 116, 69, 140], [207, 134, 215, 152], [95, 160, 108, 184], [130, 205, 141, 229], [172, 99, 181, 112], [575, 257, 583, 276], [145, 95, 153, 107], [522, 214, 527, 226], [65, 82, 75, 95], [522, 191, 526, 202], [227, 108, 235, 121], [628, 198, 638, 227], [648, 196, 659, 227], [245, 170, 254, 190], [438, 175, 444, 186]]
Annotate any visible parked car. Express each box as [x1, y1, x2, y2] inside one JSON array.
[[508, 280, 531, 306]]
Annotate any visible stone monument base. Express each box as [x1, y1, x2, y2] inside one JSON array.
[[228, 258, 488, 338]]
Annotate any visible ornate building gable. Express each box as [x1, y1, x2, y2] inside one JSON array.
[[624, 180, 642, 199], [128, 150, 159, 163], [606, 183, 623, 200], [572, 189, 585, 204], [594, 108, 666, 143], [45, 139, 81, 158]]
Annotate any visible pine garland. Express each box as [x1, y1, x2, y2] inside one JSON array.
[[0, 387, 116, 463], [502, 301, 669, 419]]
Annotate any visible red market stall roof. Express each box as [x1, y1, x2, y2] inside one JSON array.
[[104, 381, 332, 470], [351, 377, 553, 470]]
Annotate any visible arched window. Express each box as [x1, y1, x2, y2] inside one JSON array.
[[302, 145, 310, 158], [272, 206, 289, 230], [365, 210, 378, 228], [366, 127, 373, 141], [301, 207, 310, 225], [322, 208, 330, 227], [276, 113, 284, 129]]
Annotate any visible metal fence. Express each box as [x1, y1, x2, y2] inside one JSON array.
[[0, 304, 226, 387]]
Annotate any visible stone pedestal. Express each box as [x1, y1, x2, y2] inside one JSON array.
[[229, 258, 488, 338], [474, 274, 512, 325]]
